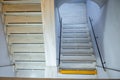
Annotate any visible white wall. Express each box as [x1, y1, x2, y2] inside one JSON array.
[[104, 0, 120, 78], [87, 0, 120, 78], [0, 13, 15, 77], [87, 0, 107, 62]]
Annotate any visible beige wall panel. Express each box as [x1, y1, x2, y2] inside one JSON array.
[[7, 25, 43, 34], [8, 34, 44, 44], [3, 4, 41, 12], [5, 15, 42, 24]]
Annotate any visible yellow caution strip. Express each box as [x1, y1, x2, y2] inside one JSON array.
[[59, 69, 97, 75]]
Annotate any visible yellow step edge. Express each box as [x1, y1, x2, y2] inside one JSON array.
[[59, 69, 97, 75]]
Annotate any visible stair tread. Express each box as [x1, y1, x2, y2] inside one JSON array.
[[60, 62, 96, 69], [60, 55, 96, 61], [15, 62, 45, 70], [61, 42, 92, 49], [61, 48, 94, 54], [4, 12, 42, 16], [62, 29, 89, 33], [62, 37, 91, 43], [2, 0, 41, 4]]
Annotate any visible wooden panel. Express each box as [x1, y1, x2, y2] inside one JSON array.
[[9, 34, 44, 44], [59, 69, 97, 75], [5, 15, 42, 24], [7, 25, 43, 34], [11, 44, 44, 53], [4, 12, 42, 16], [3, 4, 41, 12], [2, 0, 41, 4], [15, 62, 45, 70]]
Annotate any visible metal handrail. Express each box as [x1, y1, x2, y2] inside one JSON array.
[[89, 17, 106, 71], [57, 7, 62, 65], [58, 18, 62, 65]]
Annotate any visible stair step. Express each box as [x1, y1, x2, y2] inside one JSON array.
[[60, 62, 96, 69], [16, 70, 45, 78], [7, 25, 43, 34], [6, 24, 43, 26], [14, 53, 45, 62], [62, 16, 87, 24], [11, 44, 44, 53], [60, 55, 96, 61], [2, 0, 41, 4], [63, 24, 88, 29], [63, 29, 89, 33], [62, 32, 89, 38], [59, 69, 97, 75], [4, 12, 42, 16], [61, 48, 94, 55], [61, 42, 92, 49], [62, 37, 91, 43], [62, 27, 88, 30], [15, 62, 45, 70], [9, 34, 44, 44]]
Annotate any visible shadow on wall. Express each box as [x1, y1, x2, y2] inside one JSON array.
[[87, 0, 108, 61]]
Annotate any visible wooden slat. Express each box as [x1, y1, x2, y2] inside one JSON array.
[[9, 34, 44, 44], [15, 62, 45, 70], [3, 4, 41, 12], [2, 0, 41, 4], [5, 15, 42, 24], [11, 44, 44, 53], [7, 25, 43, 34], [14, 53, 45, 61], [6, 24, 43, 26], [4, 12, 42, 16]]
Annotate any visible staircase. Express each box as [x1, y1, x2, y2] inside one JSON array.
[[59, 3, 97, 75], [1, 0, 45, 78]]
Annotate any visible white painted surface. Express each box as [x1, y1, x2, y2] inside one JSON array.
[[104, 0, 120, 78], [0, 13, 15, 77], [87, 0, 120, 78]]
